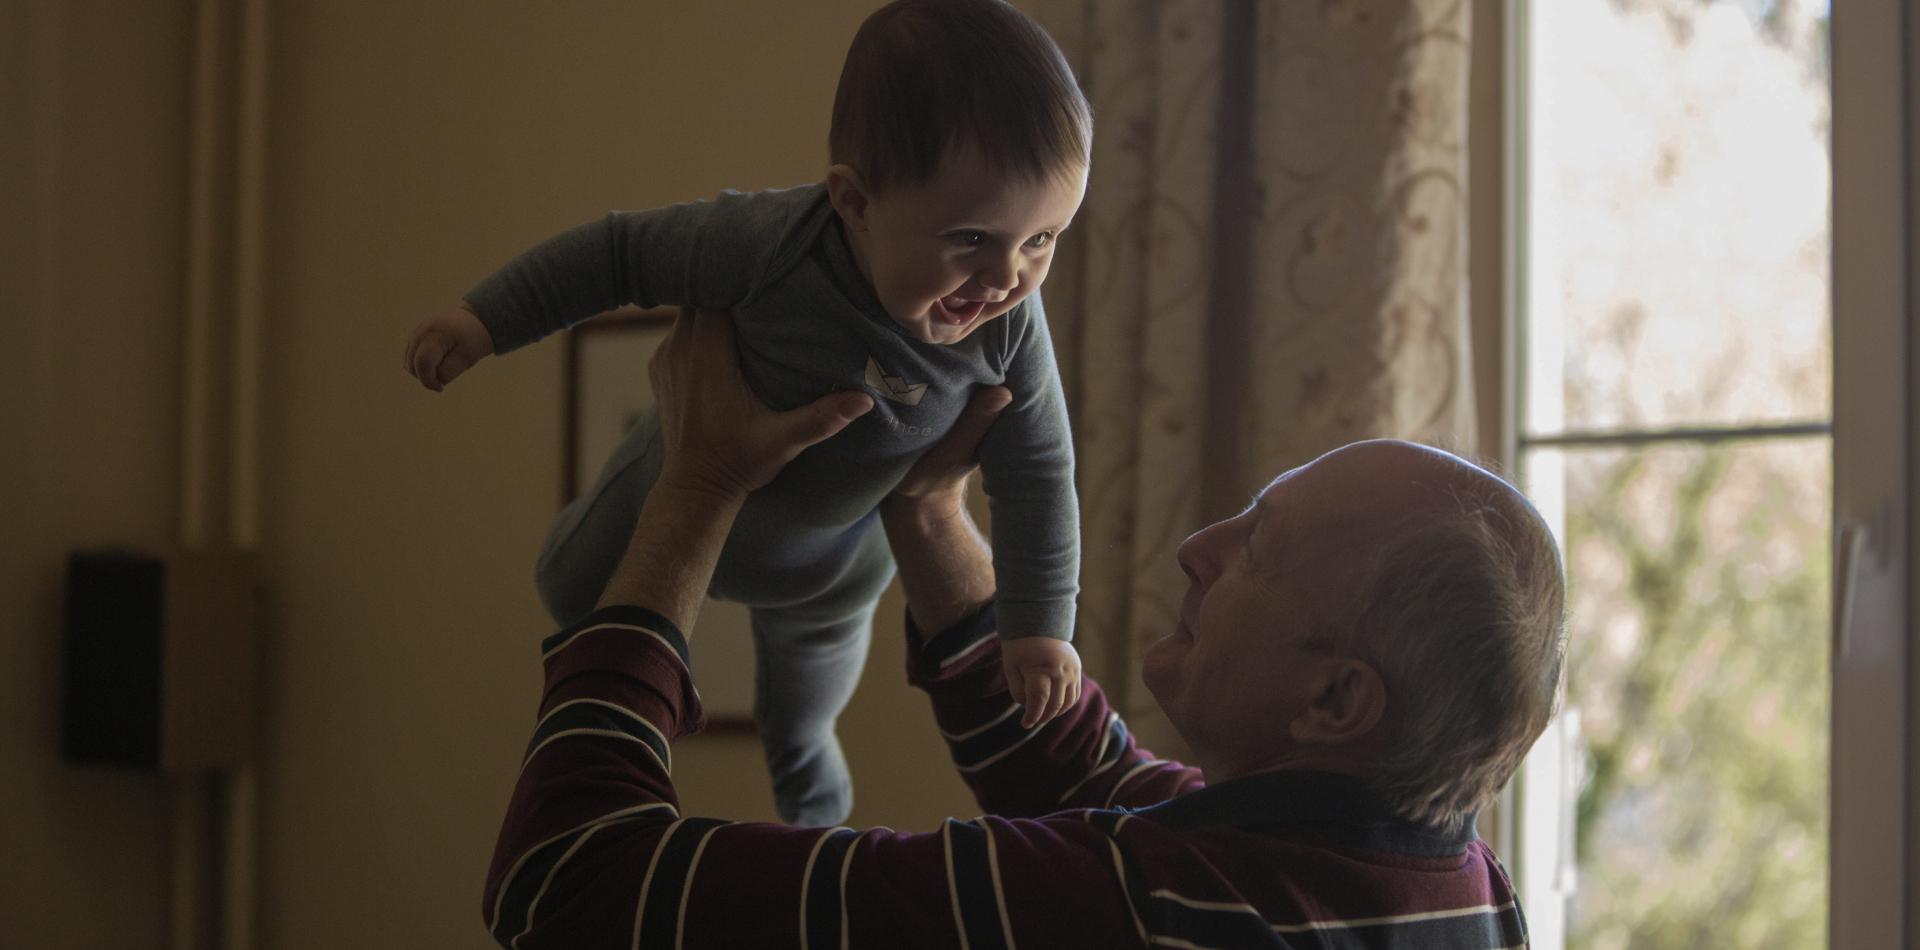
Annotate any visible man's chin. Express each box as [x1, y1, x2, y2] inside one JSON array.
[[1140, 634, 1184, 695]]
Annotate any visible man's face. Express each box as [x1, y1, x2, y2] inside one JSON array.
[[844, 148, 1087, 346], [1143, 444, 1420, 778], [1143, 471, 1327, 776]]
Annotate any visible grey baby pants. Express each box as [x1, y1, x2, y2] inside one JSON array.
[[535, 409, 895, 826]]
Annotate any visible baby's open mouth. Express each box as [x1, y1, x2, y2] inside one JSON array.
[[933, 294, 987, 327]]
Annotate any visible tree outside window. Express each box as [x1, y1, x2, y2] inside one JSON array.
[[1518, 0, 1832, 946]]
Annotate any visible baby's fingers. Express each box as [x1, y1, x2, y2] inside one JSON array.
[[410, 334, 451, 392], [1047, 670, 1076, 723], [1021, 675, 1053, 729], [436, 349, 478, 389], [1004, 664, 1026, 718]]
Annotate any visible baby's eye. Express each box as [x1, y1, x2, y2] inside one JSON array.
[[947, 230, 987, 249], [1026, 232, 1056, 249]]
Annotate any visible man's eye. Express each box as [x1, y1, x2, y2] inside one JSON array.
[[1026, 232, 1055, 249], [947, 230, 987, 248]]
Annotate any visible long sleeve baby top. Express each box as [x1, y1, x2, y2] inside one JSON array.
[[465, 184, 1078, 640]]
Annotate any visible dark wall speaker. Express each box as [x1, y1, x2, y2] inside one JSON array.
[[63, 548, 257, 771]]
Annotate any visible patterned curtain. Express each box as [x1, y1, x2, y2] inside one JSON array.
[[1032, 0, 1476, 753]]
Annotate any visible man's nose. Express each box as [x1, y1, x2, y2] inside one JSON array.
[[1175, 530, 1213, 586]]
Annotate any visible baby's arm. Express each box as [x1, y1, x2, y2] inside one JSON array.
[[974, 293, 1084, 727], [403, 189, 801, 391]]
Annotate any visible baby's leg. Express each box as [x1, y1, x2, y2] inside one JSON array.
[[540, 414, 894, 825], [534, 409, 664, 627], [739, 513, 896, 826]]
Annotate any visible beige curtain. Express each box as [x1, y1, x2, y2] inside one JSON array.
[[1033, 0, 1475, 752]]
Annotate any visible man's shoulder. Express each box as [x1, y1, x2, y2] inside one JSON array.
[[1087, 811, 1526, 948]]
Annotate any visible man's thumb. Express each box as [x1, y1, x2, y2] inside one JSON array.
[[788, 390, 874, 446], [939, 386, 1012, 456]]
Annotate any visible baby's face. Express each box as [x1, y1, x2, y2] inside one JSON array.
[[846, 148, 1087, 345]]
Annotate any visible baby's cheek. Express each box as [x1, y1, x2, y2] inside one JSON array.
[[1026, 256, 1055, 290]]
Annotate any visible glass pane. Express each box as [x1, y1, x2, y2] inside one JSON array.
[[1523, 0, 1832, 434], [1524, 437, 1830, 948]]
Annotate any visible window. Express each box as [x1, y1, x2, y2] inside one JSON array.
[[1506, 1, 1834, 946]]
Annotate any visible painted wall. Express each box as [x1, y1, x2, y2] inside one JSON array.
[[2, 2, 190, 947], [2, 2, 984, 947], [257, 2, 981, 948]]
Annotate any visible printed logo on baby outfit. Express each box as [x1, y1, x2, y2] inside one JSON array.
[[864, 355, 928, 407]]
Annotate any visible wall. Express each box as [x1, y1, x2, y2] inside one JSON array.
[[1, 1, 190, 947], [2, 2, 985, 948], [257, 2, 978, 948], [2, 0, 192, 948]]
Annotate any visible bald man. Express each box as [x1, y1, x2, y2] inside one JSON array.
[[482, 309, 1567, 949]]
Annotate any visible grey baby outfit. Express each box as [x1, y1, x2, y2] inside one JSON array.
[[466, 184, 1079, 826]]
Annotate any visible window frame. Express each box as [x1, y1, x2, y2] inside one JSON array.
[[1826, 0, 1913, 944], [1486, 0, 1913, 945]]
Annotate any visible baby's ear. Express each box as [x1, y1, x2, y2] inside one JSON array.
[[825, 164, 874, 232]]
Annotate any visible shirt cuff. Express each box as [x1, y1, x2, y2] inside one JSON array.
[[461, 283, 535, 354], [905, 602, 1000, 684], [540, 604, 690, 667], [992, 597, 1076, 643], [539, 604, 707, 738]]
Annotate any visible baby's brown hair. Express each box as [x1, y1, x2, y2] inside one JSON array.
[[829, 0, 1092, 194]]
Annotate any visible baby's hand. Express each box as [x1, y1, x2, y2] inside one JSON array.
[[404, 303, 495, 392], [1001, 638, 1082, 728]]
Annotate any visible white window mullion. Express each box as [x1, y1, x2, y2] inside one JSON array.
[[1505, 0, 1574, 944]]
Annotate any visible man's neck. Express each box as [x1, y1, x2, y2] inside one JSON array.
[[1201, 748, 1368, 785]]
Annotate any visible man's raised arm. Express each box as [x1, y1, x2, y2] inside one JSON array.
[[878, 388, 1007, 638], [879, 388, 1202, 819], [484, 323, 1191, 948]]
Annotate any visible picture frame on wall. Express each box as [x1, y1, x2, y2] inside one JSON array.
[[565, 307, 758, 732]]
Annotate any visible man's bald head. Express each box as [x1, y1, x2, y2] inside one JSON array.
[[1246, 442, 1517, 634], [1303, 440, 1567, 826], [1144, 439, 1566, 830]]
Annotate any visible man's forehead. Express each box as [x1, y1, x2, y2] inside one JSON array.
[[1257, 441, 1481, 527], [1252, 466, 1299, 508]]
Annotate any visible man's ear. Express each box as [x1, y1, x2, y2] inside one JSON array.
[[1287, 658, 1387, 746], [825, 164, 875, 232]]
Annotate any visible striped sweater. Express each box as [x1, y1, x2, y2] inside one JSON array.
[[483, 603, 1530, 949]]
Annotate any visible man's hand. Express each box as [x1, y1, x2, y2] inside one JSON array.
[[593, 308, 874, 621], [650, 308, 875, 499], [880, 386, 1012, 639], [403, 303, 495, 392], [891, 385, 1013, 500], [883, 385, 1013, 514], [1002, 638, 1082, 728]]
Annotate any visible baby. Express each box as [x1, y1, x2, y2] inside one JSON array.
[[404, 0, 1088, 826]]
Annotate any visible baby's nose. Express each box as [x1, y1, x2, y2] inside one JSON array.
[[979, 254, 1020, 292]]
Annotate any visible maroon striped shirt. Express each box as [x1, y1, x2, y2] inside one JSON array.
[[483, 603, 1530, 948]]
